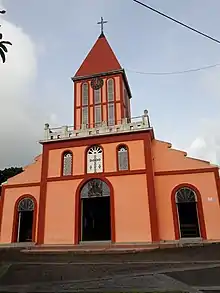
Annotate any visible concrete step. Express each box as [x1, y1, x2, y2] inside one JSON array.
[[21, 244, 159, 254]]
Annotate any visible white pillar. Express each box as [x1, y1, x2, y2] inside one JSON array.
[[61, 126, 68, 138], [142, 109, 150, 127], [44, 123, 50, 140]]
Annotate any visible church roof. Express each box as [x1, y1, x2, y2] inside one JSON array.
[[74, 33, 122, 78]]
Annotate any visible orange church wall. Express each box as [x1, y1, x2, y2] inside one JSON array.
[[153, 140, 214, 171], [102, 140, 146, 172], [127, 140, 145, 170], [0, 186, 40, 243], [155, 172, 220, 241], [47, 139, 145, 177], [6, 155, 42, 185], [48, 146, 86, 177], [44, 180, 80, 244], [108, 174, 151, 243]]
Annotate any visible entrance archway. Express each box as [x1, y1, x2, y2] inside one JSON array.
[[80, 179, 111, 242], [175, 187, 200, 238], [15, 197, 35, 242]]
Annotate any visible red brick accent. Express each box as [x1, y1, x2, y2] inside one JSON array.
[[37, 144, 49, 244], [0, 186, 6, 236], [213, 168, 220, 206], [74, 81, 77, 129], [48, 170, 146, 183], [1, 182, 40, 189], [143, 133, 159, 242], [155, 167, 217, 176]]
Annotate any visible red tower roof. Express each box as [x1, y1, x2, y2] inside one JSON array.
[[74, 34, 122, 77]]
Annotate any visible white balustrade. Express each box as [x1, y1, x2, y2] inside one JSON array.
[[41, 110, 151, 143]]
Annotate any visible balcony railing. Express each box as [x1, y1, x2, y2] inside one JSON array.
[[41, 110, 151, 142]]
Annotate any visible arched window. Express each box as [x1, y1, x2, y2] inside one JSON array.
[[81, 179, 110, 198], [175, 187, 197, 203], [94, 88, 101, 104], [62, 151, 73, 176], [175, 187, 200, 238], [82, 83, 89, 127], [94, 88, 102, 127], [87, 145, 103, 173], [117, 145, 129, 171], [107, 79, 115, 126], [82, 83, 88, 106], [18, 198, 35, 212], [107, 79, 114, 102]]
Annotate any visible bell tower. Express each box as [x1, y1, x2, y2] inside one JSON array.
[[72, 18, 132, 130]]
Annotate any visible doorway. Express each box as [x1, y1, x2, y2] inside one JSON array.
[[80, 179, 111, 242], [175, 187, 200, 238], [82, 196, 111, 241], [16, 198, 35, 242]]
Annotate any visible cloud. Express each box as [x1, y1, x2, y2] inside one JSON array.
[[185, 65, 220, 166], [0, 3, 43, 169], [187, 119, 220, 165]]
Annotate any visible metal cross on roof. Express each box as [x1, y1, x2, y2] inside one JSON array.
[[97, 17, 108, 34]]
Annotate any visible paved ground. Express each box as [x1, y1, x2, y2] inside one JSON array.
[[1, 244, 220, 292]]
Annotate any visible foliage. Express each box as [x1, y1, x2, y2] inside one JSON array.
[[0, 167, 23, 185], [0, 33, 12, 63], [0, 10, 12, 63]]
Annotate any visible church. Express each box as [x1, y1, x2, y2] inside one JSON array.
[[0, 21, 220, 247]]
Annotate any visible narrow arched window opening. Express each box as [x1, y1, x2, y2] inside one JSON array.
[[87, 145, 103, 173], [82, 83, 88, 106], [107, 79, 115, 126], [94, 88, 101, 104], [118, 145, 129, 171], [82, 83, 89, 128], [62, 152, 73, 176]]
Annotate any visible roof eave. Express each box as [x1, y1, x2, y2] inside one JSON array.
[[71, 68, 132, 99]]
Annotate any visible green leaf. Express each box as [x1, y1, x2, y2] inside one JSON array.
[[0, 48, 6, 63], [0, 41, 12, 46], [0, 43, 8, 52]]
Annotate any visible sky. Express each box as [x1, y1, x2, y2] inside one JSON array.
[[0, 0, 220, 169]]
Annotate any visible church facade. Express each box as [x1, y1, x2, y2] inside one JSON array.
[[1, 31, 220, 246]]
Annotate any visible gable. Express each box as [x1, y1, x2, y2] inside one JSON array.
[[5, 155, 42, 185], [152, 139, 217, 172]]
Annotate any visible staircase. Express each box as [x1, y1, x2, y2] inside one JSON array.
[[20, 242, 159, 254]]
